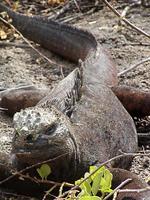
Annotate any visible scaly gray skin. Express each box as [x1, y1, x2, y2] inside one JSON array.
[[11, 70, 150, 200], [0, 1, 137, 177], [11, 69, 138, 182]]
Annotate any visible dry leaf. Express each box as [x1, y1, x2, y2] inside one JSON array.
[[13, 33, 20, 39], [47, 0, 66, 6], [0, 28, 7, 39]]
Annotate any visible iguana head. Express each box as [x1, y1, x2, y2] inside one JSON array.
[[12, 106, 77, 168]]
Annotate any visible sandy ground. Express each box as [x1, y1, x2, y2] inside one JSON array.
[[0, 0, 150, 197]]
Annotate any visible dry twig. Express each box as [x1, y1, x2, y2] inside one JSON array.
[[42, 185, 58, 200], [0, 153, 67, 186], [53, 1, 73, 19], [0, 40, 30, 48], [15, 171, 74, 191], [101, 0, 150, 39], [103, 178, 132, 200], [118, 56, 150, 77], [119, 186, 150, 193]]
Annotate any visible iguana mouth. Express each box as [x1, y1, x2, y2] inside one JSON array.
[[13, 134, 79, 178]]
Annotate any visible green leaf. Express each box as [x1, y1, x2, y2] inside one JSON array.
[[91, 171, 103, 196], [78, 180, 92, 196], [100, 169, 113, 193], [89, 166, 97, 180], [84, 172, 92, 185], [75, 177, 84, 186], [37, 164, 51, 180], [104, 169, 113, 188], [89, 166, 97, 174], [83, 180, 92, 196], [75, 165, 113, 199], [90, 166, 105, 181], [79, 196, 102, 200]]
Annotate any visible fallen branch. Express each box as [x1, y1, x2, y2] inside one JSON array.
[[73, 0, 81, 13], [53, 0, 73, 19], [16, 172, 73, 188], [123, 42, 150, 46], [118, 56, 150, 77], [118, 186, 150, 193], [0, 41, 30, 48], [101, 0, 150, 39], [42, 185, 58, 200]]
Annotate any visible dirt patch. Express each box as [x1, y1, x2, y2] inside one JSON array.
[[0, 0, 150, 192]]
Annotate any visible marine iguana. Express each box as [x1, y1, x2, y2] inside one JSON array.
[[0, 2, 150, 200]]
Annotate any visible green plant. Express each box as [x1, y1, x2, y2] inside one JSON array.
[[36, 164, 113, 200], [37, 164, 51, 180], [74, 166, 113, 200]]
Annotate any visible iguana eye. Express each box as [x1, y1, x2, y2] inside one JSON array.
[[45, 123, 57, 135]]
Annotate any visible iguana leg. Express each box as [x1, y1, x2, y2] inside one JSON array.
[[0, 86, 48, 116], [112, 85, 150, 117]]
